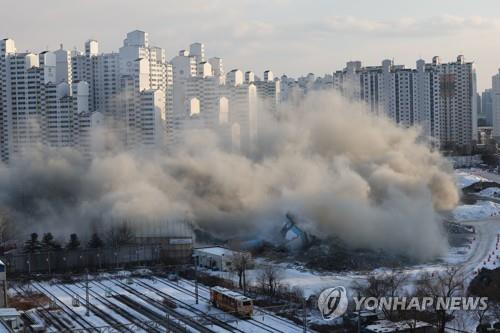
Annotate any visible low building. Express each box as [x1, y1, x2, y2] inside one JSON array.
[[134, 236, 193, 264], [193, 246, 250, 271], [0, 260, 6, 307], [364, 320, 435, 333], [0, 308, 23, 332]]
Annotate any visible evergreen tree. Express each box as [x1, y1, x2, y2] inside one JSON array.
[[88, 233, 104, 248], [41, 232, 61, 251], [24, 233, 41, 253], [66, 233, 80, 250]]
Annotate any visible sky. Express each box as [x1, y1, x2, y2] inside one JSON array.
[[2, 0, 500, 90]]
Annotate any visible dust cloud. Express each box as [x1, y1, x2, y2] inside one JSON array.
[[0, 91, 459, 259]]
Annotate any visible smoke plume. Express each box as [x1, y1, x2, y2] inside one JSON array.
[[0, 91, 459, 260]]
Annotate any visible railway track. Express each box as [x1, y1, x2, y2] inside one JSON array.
[[79, 281, 161, 332], [31, 281, 99, 332], [134, 279, 243, 333], [13, 274, 308, 333], [179, 278, 305, 333], [56, 283, 134, 333], [153, 277, 295, 333], [13, 284, 75, 332], [91, 279, 188, 333], [104, 278, 217, 333], [90, 279, 192, 333]]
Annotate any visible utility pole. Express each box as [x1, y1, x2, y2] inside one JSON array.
[[47, 253, 51, 276], [242, 259, 247, 296], [194, 255, 199, 304], [165, 313, 170, 333], [85, 268, 90, 316], [302, 298, 307, 333]]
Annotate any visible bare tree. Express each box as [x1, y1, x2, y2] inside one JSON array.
[[415, 266, 465, 333], [470, 301, 500, 332], [0, 208, 14, 244], [229, 252, 253, 294], [258, 265, 282, 297], [106, 221, 135, 246], [352, 269, 408, 321]]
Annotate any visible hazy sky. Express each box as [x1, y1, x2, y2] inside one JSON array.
[[2, 0, 500, 90]]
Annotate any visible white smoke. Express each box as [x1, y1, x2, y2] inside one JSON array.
[[0, 91, 459, 260]]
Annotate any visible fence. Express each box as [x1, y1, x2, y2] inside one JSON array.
[[1, 242, 192, 275]]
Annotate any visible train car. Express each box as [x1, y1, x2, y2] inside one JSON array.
[[210, 286, 253, 318]]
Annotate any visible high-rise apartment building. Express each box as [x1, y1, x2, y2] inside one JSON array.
[[481, 89, 493, 127], [491, 72, 500, 139], [0, 38, 17, 162], [326, 56, 477, 151]]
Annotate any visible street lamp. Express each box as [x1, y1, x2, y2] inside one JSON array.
[[96, 253, 101, 270], [46, 253, 51, 275]]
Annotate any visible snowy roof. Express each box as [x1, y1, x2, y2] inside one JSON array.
[[0, 308, 20, 317], [365, 320, 432, 332], [211, 286, 252, 301], [194, 246, 236, 257]]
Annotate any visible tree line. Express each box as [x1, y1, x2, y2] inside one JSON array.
[[22, 222, 135, 254]]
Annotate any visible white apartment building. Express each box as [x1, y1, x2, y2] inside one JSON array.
[[139, 89, 167, 147], [1, 32, 279, 160], [433, 56, 477, 150], [4, 52, 43, 157], [224, 70, 257, 154], [327, 56, 477, 151], [184, 62, 220, 131], [254, 70, 280, 115], [490, 70, 500, 140], [0, 38, 109, 161], [171, 49, 197, 136], [0, 38, 17, 162], [208, 57, 224, 84]]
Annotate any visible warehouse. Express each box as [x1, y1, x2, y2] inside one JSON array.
[[193, 246, 250, 271]]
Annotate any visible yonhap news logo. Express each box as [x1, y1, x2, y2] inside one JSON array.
[[317, 285, 489, 321], [317, 286, 349, 320]]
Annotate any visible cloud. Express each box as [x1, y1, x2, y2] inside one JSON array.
[[316, 15, 500, 37]]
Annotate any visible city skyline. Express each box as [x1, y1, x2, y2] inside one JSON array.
[[2, 0, 500, 91]]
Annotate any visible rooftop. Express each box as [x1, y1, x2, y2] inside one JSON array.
[[365, 320, 432, 333], [0, 308, 20, 317], [194, 246, 236, 257]]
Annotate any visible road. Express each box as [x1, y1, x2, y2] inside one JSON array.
[[456, 216, 500, 280]]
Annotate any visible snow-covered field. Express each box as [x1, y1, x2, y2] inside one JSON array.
[[475, 232, 500, 271], [451, 169, 500, 220], [453, 200, 500, 221], [455, 169, 489, 188], [478, 187, 500, 198], [204, 240, 476, 299]]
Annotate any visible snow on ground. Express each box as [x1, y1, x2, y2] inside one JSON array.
[[439, 244, 473, 265], [478, 187, 500, 198], [475, 230, 500, 271], [18, 275, 306, 333], [203, 259, 369, 298], [204, 250, 476, 299], [455, 169, 489, 188], [452, 200, 500, 221]]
